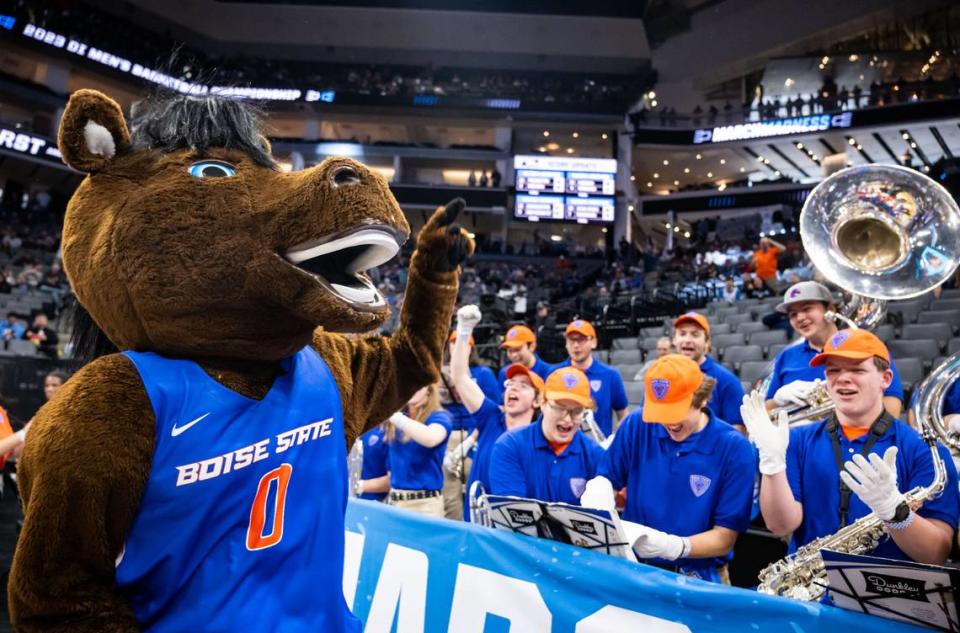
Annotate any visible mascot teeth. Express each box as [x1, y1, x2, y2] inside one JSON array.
[[285, 228, 400, 307]]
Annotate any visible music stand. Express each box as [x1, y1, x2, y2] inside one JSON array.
[[822, 549, 960, 632]]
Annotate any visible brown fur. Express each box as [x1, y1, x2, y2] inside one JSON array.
[[9, 90, 470, 631]]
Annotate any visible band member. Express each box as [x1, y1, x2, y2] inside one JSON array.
[[673, 312, 744, 426], [440, 331, 502, 518], [582, 355, 755, 583], [747, 330, 959, 564], [497, 324, 553, 384], [356, 427, 389, 502], [451, 305, 542, 520], [765, 281, 904, 418], [488, 367, 603, 505], [553, 319, 628, 437], [384, 384, 452, 517]]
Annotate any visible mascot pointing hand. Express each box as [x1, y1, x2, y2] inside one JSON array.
[[9, 89, 473, 632]]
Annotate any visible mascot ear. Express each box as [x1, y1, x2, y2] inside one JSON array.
[[58, 89, 132, 173]]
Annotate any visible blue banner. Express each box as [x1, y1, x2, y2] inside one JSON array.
[[343, 499, 924, 632]]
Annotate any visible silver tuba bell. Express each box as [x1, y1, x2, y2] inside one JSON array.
[[769, 164, 960, 426]]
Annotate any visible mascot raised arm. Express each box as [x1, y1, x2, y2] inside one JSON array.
[[8, 88, 473, 632]]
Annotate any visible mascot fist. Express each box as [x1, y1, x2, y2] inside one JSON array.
[[414, 198, 475, 273]]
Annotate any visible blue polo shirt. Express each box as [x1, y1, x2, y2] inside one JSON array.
[[596, 409, 756, 578], [786, 417, 959, 560], [445, 365, 504, 432], [387, 410, 452, 491], [464, 397, 532, 521], [554, 358, 628, 437], [489, 424, 604, 505], [700, 355, 745, 425], [765, 339, 904, 400], [359, 427, 388, 502], [497, 355, 554, 384]]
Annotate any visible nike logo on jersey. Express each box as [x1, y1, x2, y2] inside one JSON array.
[[171, 413, 211, 437]]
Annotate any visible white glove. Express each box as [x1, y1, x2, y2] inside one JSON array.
[[839, 446, 904, 522], [388, 411, 411, 432], [456, 304, 482, 339], [625, 522, 687, 561], [740, 391, 790, 475], [772, 379, 822, 407], [580, 476, 615, 512]]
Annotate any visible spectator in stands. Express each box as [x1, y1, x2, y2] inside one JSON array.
[[497, 325, 552, 384], [489, 366, 604, 504], [450, 305, 542, 520], [746, 331, 958, 565], [490, 168, 501, 188], [752, 237, 785, 292], [1, 312, 25, 342], [554, 319, 629, 437], [16, 261, 43, 289], [743, 274, 773, 299], [582, 355, 756, 583], [43, 370, 68, 402], [355, 426, 390, 502], [383, 383, 452, 517], [765, 282, 903, 418], [672, 312, 744, 427], [479, 171, 489, 187], [24, 313, 58, 359], [468, 171, 477, 187], [721, 277, 740, 304]]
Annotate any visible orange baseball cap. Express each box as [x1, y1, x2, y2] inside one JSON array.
[[564, 319, 597, 339], [504, 363, 546, 393], [448, 331, 475, 346], [544, 367, 594, 408], [810, 329, 890, 366], [673, 311, 710, 336], [500, 325, 536, 348], [642, 354, 705, 425]]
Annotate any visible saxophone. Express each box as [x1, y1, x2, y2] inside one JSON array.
[[757, 351, 959, 601]]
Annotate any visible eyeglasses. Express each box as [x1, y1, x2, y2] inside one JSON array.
[[546, 402, 585, 422]]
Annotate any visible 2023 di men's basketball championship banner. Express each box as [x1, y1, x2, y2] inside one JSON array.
[[343, 500, 924, 632]]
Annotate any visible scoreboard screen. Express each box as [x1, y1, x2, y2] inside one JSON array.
[[513, 155, 617, 224]]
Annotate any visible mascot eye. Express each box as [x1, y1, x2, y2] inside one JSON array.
[[331, 166, 361, 186], [188, 161, 237, 179]]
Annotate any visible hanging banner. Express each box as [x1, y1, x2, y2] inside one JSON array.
[[343, 500, 923, 632]]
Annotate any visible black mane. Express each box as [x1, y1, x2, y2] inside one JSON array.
[[128, 91, 275, 168]]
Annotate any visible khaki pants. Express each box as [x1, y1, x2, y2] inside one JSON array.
[[442, 430, 473, 520], [391, 493, 444, 518]]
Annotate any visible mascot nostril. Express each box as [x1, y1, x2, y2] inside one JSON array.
[[10, 88, 474, 632], [331, 165, 361, 186]]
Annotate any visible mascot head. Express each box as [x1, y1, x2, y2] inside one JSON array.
[[57, 89, 410, 361]]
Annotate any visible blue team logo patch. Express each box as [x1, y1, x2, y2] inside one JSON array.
[[589, 380, 602, 393], [572, 320, 584, 328], [789, 287, 802, 298], [562, 373, 580, 389], [570, 477, 587, 498], [830, 331, 851, 348], [508, 329, 518, 339], [651, 379, 670, 401], [684, 311, 698, 317], [690, 474, 712, 497]]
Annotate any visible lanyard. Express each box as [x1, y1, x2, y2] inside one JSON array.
[[826, 411, 894, 528]]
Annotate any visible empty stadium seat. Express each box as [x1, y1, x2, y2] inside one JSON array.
[[722, 314, 754, 329], [901, 323, 952, 349], [611, 336, 638, 350], [625, 381, 645, 406], [929, 299, 960, 312], [712, 333, 746, 348], [640, 326, 667, 339], [873, 323, 895, 342], [893, 357, 925, 390], [888, 299, 928, 324], [735, 322, 767, 337], [609, 349, 642, 365], [723, 345, 764, 368], [766, 342, 792, 360], [887, 339, 939, 367], [710, 322, 732, 335], [616, 363, 645, 382], [949, 338, 960, 355], [8, 340, 37, 356], [739, 360, 771, 386], [641, 338, 664, 353], [749, 330, 788, 348], [917, 310, 960, 331]]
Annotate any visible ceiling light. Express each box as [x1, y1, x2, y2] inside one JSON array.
[[628, 204, 635, 211], [572, 132, 579, 138], [648, 91, 656, 99], [650, 100, 658, 107], [707, 172, 713, 177], [683, 167, 690, 173], [601, 227, 608, 233], [550, 235, 562, 242], [740, 167, 746, 172], [665, 223, 671, 229], [566, 148, 575, 154], [720, 159, 726, 165], [630, 175, 636, 181], [901, 132, 910, 140], [848, 138, 856, 145], [856, 145, 863, 151], [663, 159, 669, 165], [543, 130, 550, 137], [673, 180, 679, 186], [646, 182, 652, 187], [784, 78, 794, 87], [684, 231, 691, 238], [796, 143, 804, 149], [774, 170, 781, 176], [547, 142, 560, 150], [757, 156, 765, 162], [821, 56, 830, 64], [601, 133, 608, 140], [718, 183, 727, 191], [849, 54, 859, 62], [538, 146, 547, 152], [695, 154, 702, 160], [674, 226, 680, 233], [653, 173, 659, 178], [910, 142, 917, 149]]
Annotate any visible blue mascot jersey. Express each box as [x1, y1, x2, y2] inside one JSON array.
[[116, 348, 359, 633]]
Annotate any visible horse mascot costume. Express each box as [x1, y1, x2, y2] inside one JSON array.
[[7, 88, 472, 632]]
